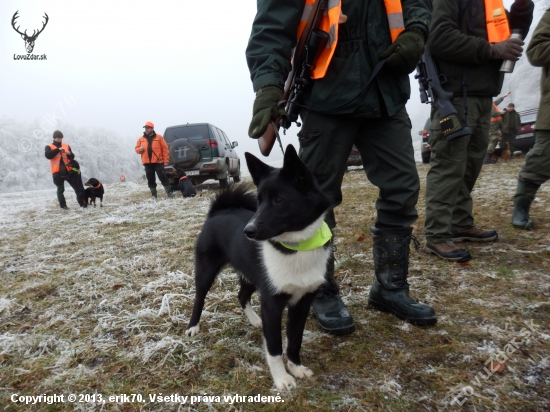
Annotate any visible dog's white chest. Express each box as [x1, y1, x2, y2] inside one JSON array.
[[261, 243, 329, 305]]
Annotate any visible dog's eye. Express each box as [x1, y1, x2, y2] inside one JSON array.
[[273, 196, 283, 204]]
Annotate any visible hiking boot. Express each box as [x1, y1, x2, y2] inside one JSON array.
[[450, 226, 498, 242], [61, 206, 69, 210], [150, 188, 157, 199], [425, 241, 471, 262], [311, 244, 355, 335], [369, 227, 437, 325], [512, 179, 540, 230], [483, 153, 496, 164], [164, 185, 175, 198]]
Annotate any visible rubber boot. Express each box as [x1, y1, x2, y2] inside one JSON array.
[[311, 240, 355, 335], [150, 187, 157, 199], [368, 227, 437, 325], [512, 179, 540, 230], [164, 185, 174, 198]]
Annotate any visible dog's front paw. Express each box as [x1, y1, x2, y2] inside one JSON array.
[[273, 373, 297, 391], [186, 325, 200, 337], [244, 304, 262, 328], [287, 361, 313, 379]]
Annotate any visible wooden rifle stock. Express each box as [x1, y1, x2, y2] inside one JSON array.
[[257, 0, 325, 157]]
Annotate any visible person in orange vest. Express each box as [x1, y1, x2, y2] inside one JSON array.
[[135, 121, 173, 198], [120, 173, 126, 182], [485, 91, 511, 164], [44, 130, 83, 210], [246, 0, 436, 332]]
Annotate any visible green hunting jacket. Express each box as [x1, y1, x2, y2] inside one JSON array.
[[246, 0, 431, 118], [527, 8, 550, 130], [427, 0, 533, 97], [502, 109, 521, 134]]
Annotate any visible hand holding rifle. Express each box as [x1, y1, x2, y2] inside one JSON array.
[[248, 0, 332, 156]]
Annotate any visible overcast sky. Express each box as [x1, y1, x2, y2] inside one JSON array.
[[0, 0, 536, 168]]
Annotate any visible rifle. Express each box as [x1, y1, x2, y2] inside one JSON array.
[[258, 0, 329, 156], [415, 52, 472, 141]]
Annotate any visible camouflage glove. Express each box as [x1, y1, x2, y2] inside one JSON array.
[[489, 37, 524, 61], [248, 85, 285, 138], [379, 28, 426, 75]]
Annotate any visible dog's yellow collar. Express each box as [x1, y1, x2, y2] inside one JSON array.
[[280, 222, 332, 251]]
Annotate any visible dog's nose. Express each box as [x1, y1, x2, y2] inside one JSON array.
[[243, 222, 257, 239]]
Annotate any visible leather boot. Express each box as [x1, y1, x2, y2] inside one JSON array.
[[150, 187, 157, 199], [369, 227, 437, 325], [164, 185, 174, 198], [311, 240, 355, 335], [512, 179, 540, 230]]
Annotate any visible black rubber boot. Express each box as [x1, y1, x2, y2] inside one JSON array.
[[512, 179, 540, 230], [483, 153, 496, 164], [150, 188, 157, 199], [368, 227, 437, 325], [311, 242, 355, 335]]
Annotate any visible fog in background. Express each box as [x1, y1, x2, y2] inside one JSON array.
[[0, 0, 547, 193]]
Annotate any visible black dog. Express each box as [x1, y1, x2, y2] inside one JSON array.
[[186, 145, 333, 390], [84, 178, 104, 207], [62, 159, 86, 207], [176, 169, 196, 198]]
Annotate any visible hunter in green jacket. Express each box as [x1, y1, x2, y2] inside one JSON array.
[[512, 7, 550, 230], [246, 0, 437, 345], [423, 0, 533, 263]]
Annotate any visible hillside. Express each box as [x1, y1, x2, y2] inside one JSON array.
[[0, 158, 548, 411]]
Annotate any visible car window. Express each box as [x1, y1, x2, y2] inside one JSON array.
[[520, 114, 537, 124], [220, 130, 231, 146], [211, 127, 223, 143], [164, 125, 210, 144], [423, 118, 431, 130]]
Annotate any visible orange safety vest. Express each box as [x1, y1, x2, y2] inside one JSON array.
[[485, 0, 510, 42], [120, 174, 126, 181], [48, 143, 72, 174], [491, 103, 503, 122], [298, 0, 404, 79]]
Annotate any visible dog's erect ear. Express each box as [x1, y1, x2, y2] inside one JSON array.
[[281, 144, 314, 188], [245, 152, 274, 186]]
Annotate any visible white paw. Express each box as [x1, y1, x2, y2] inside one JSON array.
[[244, 303, 262, 328], [274, 373, 297, 391], [287, 361, 313, 379], [186, 325, 200, 337]]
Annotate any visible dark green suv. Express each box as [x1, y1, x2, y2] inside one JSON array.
[[163, 123, 241, 188]]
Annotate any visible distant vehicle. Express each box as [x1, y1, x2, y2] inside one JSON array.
[[162, 123, 240, 188], [495, 108, 537, 155], [347, 145, 362, 167], [420, 118, 431, 164]]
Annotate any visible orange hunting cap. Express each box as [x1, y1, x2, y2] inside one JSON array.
[[143, 121, 154, 128]]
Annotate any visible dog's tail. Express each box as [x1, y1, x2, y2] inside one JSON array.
[[208, 184, 256, 218]]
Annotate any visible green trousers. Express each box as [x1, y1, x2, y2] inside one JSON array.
[[425, 96, 491, 244], [52, 168, 68, 208], [519, 130, 550, 185], [298, 107, 419, 230]]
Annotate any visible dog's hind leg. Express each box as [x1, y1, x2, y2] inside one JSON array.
[[238, 276, 261, 328], [261, 296, 296, 390], [186, 255, 223, 337], [286, 293, 315, 379]]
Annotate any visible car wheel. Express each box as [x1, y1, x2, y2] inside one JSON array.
[[232, 163, 241, 183], [422, 153, 431, 164], [169, 138, 200, 168]]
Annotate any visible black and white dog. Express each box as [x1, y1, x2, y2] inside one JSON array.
[[84, 178, 104, 207], [186, 145, 333, 390]]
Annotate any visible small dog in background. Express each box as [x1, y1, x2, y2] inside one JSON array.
[[84, 178, 104, 207], [63, 159, 87, 207], [501, 142, 512, 161], [176, 168, 196, 198]]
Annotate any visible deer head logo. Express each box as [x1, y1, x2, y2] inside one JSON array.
[[11, 11, 49, 54]]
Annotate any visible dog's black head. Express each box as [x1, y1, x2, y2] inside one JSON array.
[[243, 144, 332, 241], [85, 178, 100, 187]]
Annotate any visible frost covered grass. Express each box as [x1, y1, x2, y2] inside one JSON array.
[[0, 159, 548, 411]]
